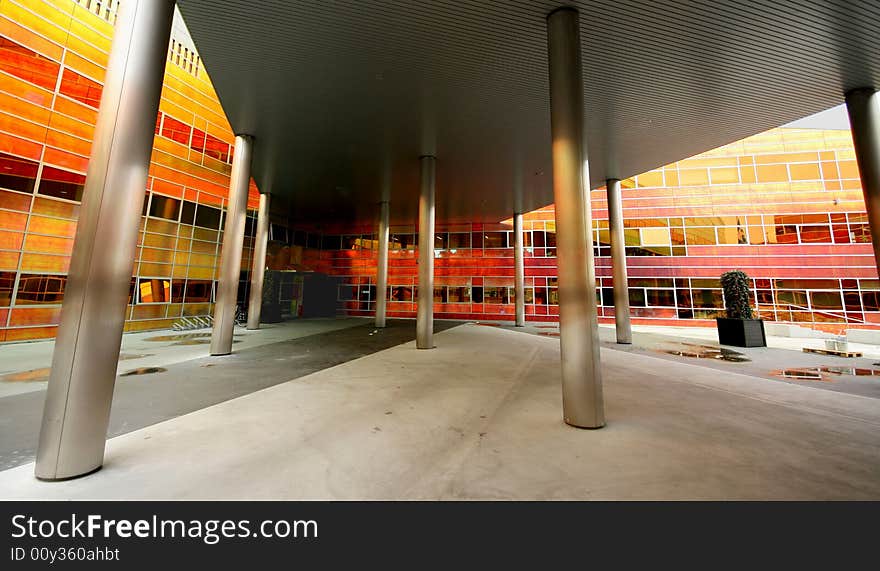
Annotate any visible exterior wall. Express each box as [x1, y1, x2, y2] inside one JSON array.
[[0, 0, 261, 342], [318, 127, 880, 332]]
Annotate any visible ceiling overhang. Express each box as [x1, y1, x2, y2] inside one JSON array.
[[175, 0, 880, 225]]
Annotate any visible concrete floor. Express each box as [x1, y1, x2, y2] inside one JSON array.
[[0, 322, 877, 500], [0, 317, 456, 471]]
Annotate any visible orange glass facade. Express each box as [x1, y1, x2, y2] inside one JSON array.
[[317, 127, 879, 332], [0, 0, 260, 342], [1, 1, 878, 343]]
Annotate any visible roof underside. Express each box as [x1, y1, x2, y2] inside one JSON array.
[[175, 0, 880, 226]]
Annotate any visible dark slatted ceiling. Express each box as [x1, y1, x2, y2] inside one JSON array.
[[175, 0, 880, 225]]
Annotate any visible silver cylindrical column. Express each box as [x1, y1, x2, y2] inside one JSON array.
[[846, 88, 880, 275], [546, 7, 605, 429], [246, 192, 270, 330], [210, 134, 254, 355], [375, 200, 390, 328], [514, 212, 526, 326], [35, 0, 175, 481], [416, 155, 436, 349], [606, 178, 632, 344]]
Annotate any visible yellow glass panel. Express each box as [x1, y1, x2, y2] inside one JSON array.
[[0, 229, 23, 249], [0, 250, 20, 270], [838, 160, 860, 179], [636, 170, 664, 187], [709, 167, 739, 184], [788, 163, 821, 181], [640, 227, 671, 246], [137, 262, 172, 277], [28, 215, 76, 237], [21, 253, 68, 272], [755, 164, 788, 183], [23, 234, 73, 254], [678, 169, 709, 186]]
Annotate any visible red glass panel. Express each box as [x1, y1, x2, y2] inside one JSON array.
[[0, 37, 59, 91], [161, 115, 192, 145], [0, 151, 39, 193], [58, 68, 102, 109], [38, 166, 86, 202]]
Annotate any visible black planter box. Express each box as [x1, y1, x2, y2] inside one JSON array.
[[716, 317, 766, 347]]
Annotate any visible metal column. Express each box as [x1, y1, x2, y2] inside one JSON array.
[[246, 192, 270, 330], [210, 134, 254, 355], [846, 88, 880, 276], [546, 7, 605, 428], [34, 0, 175, 480], [376, 200, 390, 328], [606, 179, 632, 344], [416, 156, 436, 349], [514, 212, 526, 326]]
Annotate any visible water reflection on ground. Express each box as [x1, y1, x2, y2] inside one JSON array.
[[661, 342, 750, 363]]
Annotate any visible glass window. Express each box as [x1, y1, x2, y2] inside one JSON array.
[[15, 274, 66, 305], [628, 288, 646, 307], [322, 235, 341, 250], [471, 286, 483, 303], [447, 286, 470, 302], [862, 291, 880, 312], [391, 286, 413, 301], [161, 115, 192, 146], [640, 227, 671, 246], [483, 232, 507, 248], [390, 234, 415, 250], [843, 291, 862, 312], [37, 167, 86, 202], [692, 289, 724, 309], [180, 201, 196, 225], [194, 205, 221, 229], [59, 68, 102, 108], [448, 232, 470, 249], [809, 291, 843, 311], [0, 271, 15, 306], [483, 286, 508, 304], [0, 152, 39, 194], [138, 278, 171, 303], [183, 279, 214, 303], [191, 129, 231, 162], [646, 289, 676, 307], [798, 225, 832, 243], [0, 37, 60, 91], [148, 195, 181, 221]]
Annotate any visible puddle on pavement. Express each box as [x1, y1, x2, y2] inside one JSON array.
[[118, 353, 153, 360], [120, 367, 167, 376], [0, 367, 50, 383], [145, 333, 211, 342], [145, 332, 241, 345], [661, 342, 750, 363], [773, 366, 880, 382]]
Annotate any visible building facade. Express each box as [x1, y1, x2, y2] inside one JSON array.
[[0, 0, 877, 344], [0, 0, 261, 342], [317, 127, 879, 332]]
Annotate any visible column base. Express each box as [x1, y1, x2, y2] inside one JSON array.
[[35, 464, 102, 482], [210, 351, 232, 357], [564, 419, 606, 429]]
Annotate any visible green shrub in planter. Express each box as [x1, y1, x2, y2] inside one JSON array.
[[716, 270, 765, 347], [720, 270, 753, 319]]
